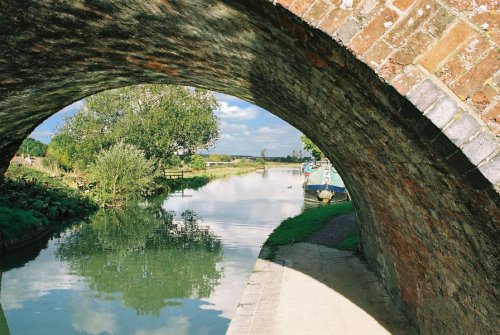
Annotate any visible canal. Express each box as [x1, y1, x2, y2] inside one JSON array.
[[0, 168, 305, 335]]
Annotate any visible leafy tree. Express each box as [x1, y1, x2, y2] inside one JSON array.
[[46, 133, 79, 170], [300, 135, 323, 161], [17, 138, 47, 157], [189, 154, 206, 170], [260, 149, 268, 160], [89, 142, 156, 207], [49, 85, 220, 170]]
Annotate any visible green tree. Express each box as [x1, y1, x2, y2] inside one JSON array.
[[260, 149, 268, 160], [89, 142, 156, 207], [300, 135, 323, 161], [49, 85, 220, 170], [189, 154, 206, 170], [17, 138, 47, 158], [207, 154, 231, 162]]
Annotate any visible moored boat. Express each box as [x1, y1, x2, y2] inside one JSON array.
[[303, 163, 348, 203]]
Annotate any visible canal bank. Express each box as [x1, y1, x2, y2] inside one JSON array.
[[228, 213, 417, 335]]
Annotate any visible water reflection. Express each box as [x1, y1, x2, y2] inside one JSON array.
[[0, 273, 10, 335], [56, 206, 222, 316], [1, 168, 307, 334]]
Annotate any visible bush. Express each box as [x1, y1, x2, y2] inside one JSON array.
[[189, 154, 206, 170], [90, 142, 156, 207], [255, 158, 265, 165]]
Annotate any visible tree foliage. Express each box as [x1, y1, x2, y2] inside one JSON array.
[[48, 85, 220, 170], [89, 142, 156, 207], [260, 149, 268, 160], [207, 154, 231, 162], [17, 138, 47, 157], [189, 154, 207, 170], [300, 135, 323, 161]]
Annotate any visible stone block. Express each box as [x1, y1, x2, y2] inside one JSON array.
[[462, 131, 498, 165], [407, 79, 443, 112], [425, 96, 458, 129], [336, 17, 362, 45], [443, 112, 481, 147], [478, 153, 500, 185]]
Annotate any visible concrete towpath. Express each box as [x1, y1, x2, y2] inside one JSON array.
[[227, 242, 417, 335]]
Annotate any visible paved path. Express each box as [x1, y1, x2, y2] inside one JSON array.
[[227, 243, 417, 335]]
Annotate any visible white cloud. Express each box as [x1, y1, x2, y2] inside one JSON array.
[[256, 127, 286, 135], [220, 133, 234, 140], [214, 101, 258, 120], [134, 316, 190, 335], [71, 298, 119, 335]]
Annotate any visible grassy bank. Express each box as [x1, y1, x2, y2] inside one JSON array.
[[173, 162, 301, 180], [0, 164, 97, 252], [263, 202, 357, 258], [163, 162, 301, 192]]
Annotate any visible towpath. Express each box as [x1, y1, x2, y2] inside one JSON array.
[[227, 214, 417, 335]]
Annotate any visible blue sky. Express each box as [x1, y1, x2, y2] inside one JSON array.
[[29, 92, 304, 157]]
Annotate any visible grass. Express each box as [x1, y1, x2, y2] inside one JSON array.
[[265, 202, 354, 247], [335, 231, 359, 251], [0, 206, 46, 240], [263, 202, 355, 259]]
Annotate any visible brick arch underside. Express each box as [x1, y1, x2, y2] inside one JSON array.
[[0, 1, 498, 334]]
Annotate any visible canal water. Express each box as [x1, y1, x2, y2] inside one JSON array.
[[0, 168, 306, 335]]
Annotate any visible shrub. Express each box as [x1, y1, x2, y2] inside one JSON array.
[[89, 142, 156, 207], [189, 154, 206, 170], [255, 158, 265, 165]]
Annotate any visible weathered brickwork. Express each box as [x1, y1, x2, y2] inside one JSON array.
[[0, 1, 498, 334]]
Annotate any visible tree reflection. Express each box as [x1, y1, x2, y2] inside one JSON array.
[[56, 204, 222, 316]]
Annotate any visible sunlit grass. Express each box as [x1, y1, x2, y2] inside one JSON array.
[[265, 202, 354, 247]]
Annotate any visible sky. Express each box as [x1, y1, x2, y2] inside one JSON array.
[[29, 92, 305, 157]]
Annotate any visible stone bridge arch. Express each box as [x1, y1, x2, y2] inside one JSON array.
[[0, 1, 498, 333]]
